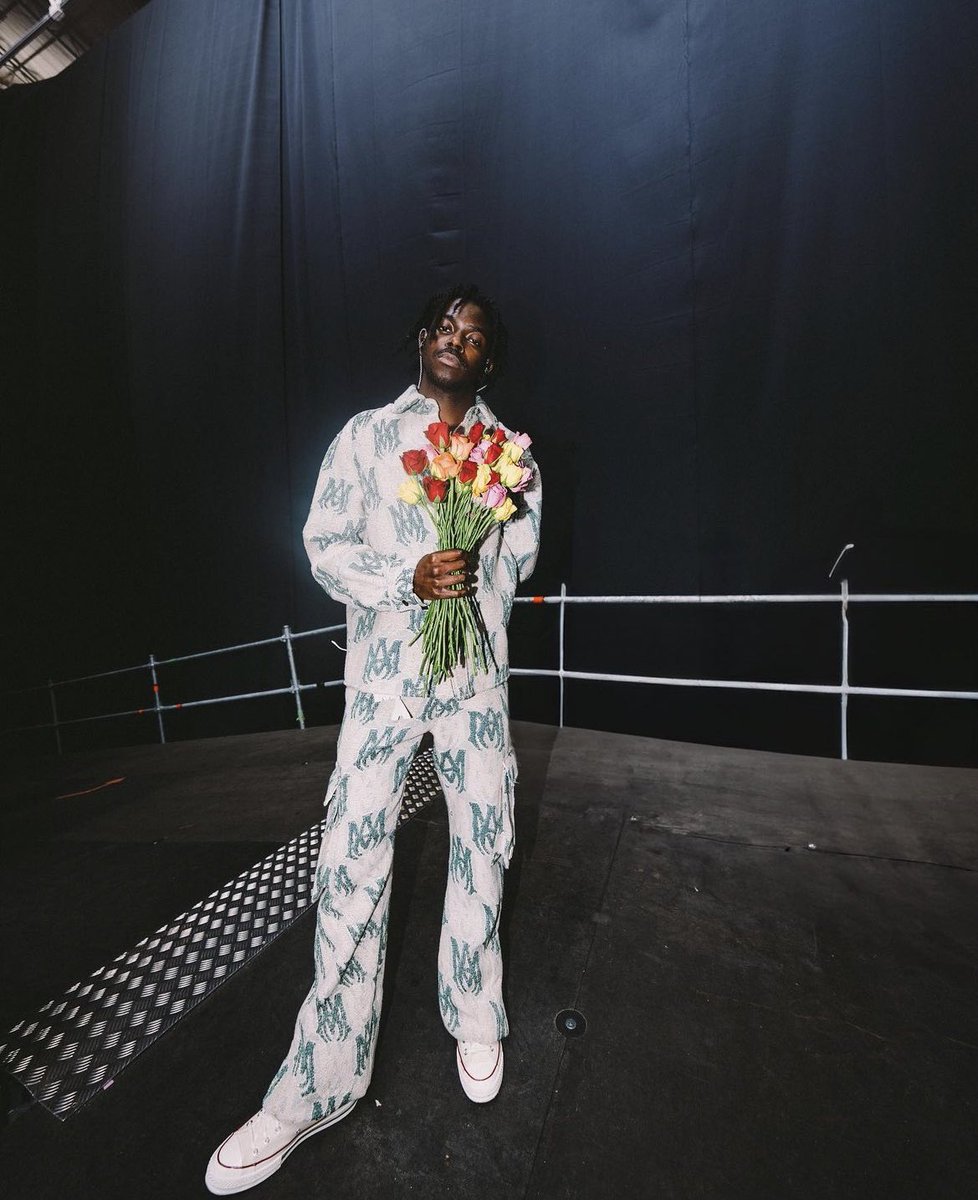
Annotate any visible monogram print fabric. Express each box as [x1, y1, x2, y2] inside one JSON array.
[[262, 387, 538, 1125], [302, 386, 542, 701], [262, 686, 517, 1125]]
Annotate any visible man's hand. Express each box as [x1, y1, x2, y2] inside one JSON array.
[[413, 550, 474, 601]]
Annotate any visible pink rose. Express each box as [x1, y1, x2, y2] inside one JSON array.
[[468, 441, 486, 465], [483, 482, 507, 508], [512, 431, 532, 450]]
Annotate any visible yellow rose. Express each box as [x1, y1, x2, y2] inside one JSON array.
[[500, 440, 523, 464], [492, 496, 517, 522], [398, 478, 422, 504], [498, 460, 524, 490], [471, 462, 494, 496]]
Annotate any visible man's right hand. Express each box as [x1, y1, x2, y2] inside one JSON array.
[[413, 550, 472, 601]]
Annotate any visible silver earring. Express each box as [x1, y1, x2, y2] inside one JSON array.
[[417, 333, 426, 388]]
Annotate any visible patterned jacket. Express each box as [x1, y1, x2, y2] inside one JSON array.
[[303, 385, 542, 700]]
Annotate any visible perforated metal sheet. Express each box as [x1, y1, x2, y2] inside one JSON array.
[[0, 748, 443, 1119]]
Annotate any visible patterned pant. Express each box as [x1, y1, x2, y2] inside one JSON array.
[[262, 684, 516, 1126]]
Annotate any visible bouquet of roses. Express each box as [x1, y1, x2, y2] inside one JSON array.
[[399, 419, 534, 688]]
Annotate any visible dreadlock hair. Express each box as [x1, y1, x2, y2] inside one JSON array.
[[404, 283, 509, 386]]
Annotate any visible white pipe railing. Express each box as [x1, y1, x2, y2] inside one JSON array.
[[510, 587, 977, 759], [2, 590, 975, 761]]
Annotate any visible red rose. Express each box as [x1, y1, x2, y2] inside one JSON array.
[[491, 427, 507, 444], [425, 421, 451, 450], [468, 421, 486, 442], [484, 442, 503, 465], [401, 449, 428, 475], [488, 469, 500, 486], [457, 459, 478, 484], [422, 476, 448, 502]]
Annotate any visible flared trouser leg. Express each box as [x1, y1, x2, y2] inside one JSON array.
[[262, 685, 517, 1124], [263, 694, 425, 1126], [433, 687, 516, 1044]]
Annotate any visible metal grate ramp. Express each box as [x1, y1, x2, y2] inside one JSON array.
[[0, 748, 444, 1118]]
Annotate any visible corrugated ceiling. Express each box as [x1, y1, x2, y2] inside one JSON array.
[[0, 0, 150, 88]]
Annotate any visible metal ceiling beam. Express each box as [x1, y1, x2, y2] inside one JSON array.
[[0, 1, 68, 73]]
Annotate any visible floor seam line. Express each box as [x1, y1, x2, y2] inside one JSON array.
[[649, 826, 976, 872]]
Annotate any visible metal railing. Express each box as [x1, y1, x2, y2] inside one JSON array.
[[510, 584, 978, 758], [3, 584, 976, 761], [3, 622, 346, 754]]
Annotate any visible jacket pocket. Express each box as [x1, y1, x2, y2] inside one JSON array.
[[497, 747, 518, 869]]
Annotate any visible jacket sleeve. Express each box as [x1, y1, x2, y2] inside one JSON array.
[[501, 451, 542, 584], [302, 417, 424, 612]]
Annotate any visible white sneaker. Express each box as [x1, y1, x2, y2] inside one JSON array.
[[204, 1101, 356, 1195], [456, 1040, 504, 1103]]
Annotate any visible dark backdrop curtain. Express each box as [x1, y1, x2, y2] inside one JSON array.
[[1, 0, 976, 763]]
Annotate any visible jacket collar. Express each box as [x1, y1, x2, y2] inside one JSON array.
[[391, 385, 499, 431]]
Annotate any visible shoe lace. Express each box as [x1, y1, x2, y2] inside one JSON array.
[[245, 1112, 284, 1158], [460, 1041, 494, 1058]]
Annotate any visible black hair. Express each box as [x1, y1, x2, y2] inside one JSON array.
[[404, 283, 508, 385]]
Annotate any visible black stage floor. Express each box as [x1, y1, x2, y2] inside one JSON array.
[[1, 723, 976, 1199]]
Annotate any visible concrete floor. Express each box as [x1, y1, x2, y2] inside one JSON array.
[[1, 722, 976, 1199]]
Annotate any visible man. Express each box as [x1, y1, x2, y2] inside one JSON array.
[[205, 285, 541, 1195]]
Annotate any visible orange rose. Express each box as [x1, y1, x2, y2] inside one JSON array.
[[450, 434, 473, 460], [430, 452, 461, 480]]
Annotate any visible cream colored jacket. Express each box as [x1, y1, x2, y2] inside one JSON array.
[[303, 385, 542, 700]]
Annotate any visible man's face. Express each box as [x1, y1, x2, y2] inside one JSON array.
[[419, 300, 492, 394]]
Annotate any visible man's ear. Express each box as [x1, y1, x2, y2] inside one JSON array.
[[483, 359, 493, 377], [418, 329, 427, 347]]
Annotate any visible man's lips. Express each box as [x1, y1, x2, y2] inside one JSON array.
[[437, 350, 463, 367]]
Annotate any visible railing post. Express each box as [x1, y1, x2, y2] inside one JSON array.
[[559, 582, 567, 729], [840, 578, 850, 760], [47, 678, 63, 756], [283, 625, 306, 731], [149, 654, 166, 744]]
